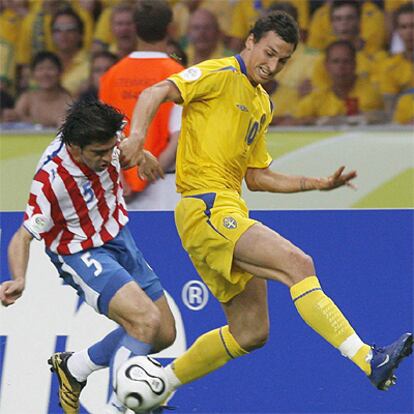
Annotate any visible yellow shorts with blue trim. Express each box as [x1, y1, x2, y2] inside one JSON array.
[[174, 190, 258, 303]]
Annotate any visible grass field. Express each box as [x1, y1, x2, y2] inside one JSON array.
[[0, 130, 413, 211]]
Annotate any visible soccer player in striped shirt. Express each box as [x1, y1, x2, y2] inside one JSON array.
[[0, 100, 173, 413]]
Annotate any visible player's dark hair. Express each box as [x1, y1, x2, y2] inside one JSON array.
[[394, 2, 414, 27], [31, 51, 63, 72], [325, 39, 356, 60], [249, 11, 299, 50], [134, 0, 172, 43], [59, 99, 125, 148], [330, 1, 361, 19]]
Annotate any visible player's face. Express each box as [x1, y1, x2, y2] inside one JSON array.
[[71, 136, 118, 172], [244, 31, 294, 86]]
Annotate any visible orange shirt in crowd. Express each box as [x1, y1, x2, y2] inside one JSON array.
[[100, 51, 184, 192]]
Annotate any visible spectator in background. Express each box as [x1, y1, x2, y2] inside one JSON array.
[[294, 40, 384, 126], [2, 51, 72, 127], [170, 0, 234, 49], [78, 50, 118, 102], [311, 1, 387, 92], [263, 2, 319, 125], [51, 7, 91, 97], [186, 8, 231, 66], [380, 2, 414, 120], [16, 0, 94, 79], [92, 0, 135, 53], [107, 2, 138, 58], [307, 0, 386, 55], [228, 0, 310, 52], [100, 0, 184, 210], [384, 0, 409, 53], [0, 0, 29, 95]]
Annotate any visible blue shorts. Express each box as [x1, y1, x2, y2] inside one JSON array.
[[46, 227, 164, 315]]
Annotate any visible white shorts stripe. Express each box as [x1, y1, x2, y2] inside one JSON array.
[[58, 255, 100, 312]]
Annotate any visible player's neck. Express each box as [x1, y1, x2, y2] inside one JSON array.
[[136, 38, 168, 53]]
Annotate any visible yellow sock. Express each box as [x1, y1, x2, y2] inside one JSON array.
[[172, 326, 248, 384], [291, 276, 371, 375]]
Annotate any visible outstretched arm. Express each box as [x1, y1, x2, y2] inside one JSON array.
[[245, 165, 357, 193], [0, 226, 33, 306], [119, 80, 183, 170]]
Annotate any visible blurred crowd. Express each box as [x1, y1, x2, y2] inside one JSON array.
[[0, 0, 413, 128]]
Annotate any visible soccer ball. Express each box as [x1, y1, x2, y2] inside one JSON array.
[[115, 356, 168, 413]]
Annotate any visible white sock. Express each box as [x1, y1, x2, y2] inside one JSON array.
[[338, 333, 366, 358], [164, 364, 182, 391], [67, 349, 104, 382]]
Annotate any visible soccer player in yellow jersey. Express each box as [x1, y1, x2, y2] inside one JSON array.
[[122, 10, 413, 410]]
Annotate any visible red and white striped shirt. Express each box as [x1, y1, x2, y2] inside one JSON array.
[[23, 137, 129, 255]]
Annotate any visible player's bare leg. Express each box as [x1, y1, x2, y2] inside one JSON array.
[[233, 222, 413, 388]]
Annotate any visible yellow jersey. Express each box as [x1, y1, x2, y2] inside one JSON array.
[[393, 91, 414, 124], [295, 76, 384, 118], [311, 49, 388, 90], [168, 56, 273, 195], [380, 53, 414, 96]]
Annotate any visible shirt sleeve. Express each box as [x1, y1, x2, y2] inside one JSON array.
[[168, 62, 227, 105], [23, 173, 54, 240]]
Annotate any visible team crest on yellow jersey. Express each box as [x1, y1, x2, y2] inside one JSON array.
[[179, 67, 202, 81], [223, 216, 237, 229]]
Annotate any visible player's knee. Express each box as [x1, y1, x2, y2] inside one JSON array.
[[300, 252, 315, 274], [242, 327, 269, 351], [124, 303, 162, 342], [155, 324, 177, 351], [288, 249, 315, 283], [164, 324, 177, 348]]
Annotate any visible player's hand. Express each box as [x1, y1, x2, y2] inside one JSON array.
[[318, 166, 357, 191], [119, 134, 144, 170], [0, 279, 25, 307], [138, 150, 165, 182]]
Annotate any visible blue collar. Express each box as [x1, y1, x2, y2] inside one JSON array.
[[235, 54, 247, 76]]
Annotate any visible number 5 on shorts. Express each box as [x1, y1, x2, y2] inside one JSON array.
[[81, 252, 103, 276]]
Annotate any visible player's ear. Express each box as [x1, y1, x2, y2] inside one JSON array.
[[245, 34, 255, 51]]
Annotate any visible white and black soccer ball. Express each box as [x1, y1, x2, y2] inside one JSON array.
[[115, 356, 168, 413]]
